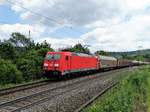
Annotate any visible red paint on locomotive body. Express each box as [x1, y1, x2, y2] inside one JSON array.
[[43, 52, 99, 77]]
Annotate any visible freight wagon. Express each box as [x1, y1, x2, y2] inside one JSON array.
[[98, 55, 118, 69]]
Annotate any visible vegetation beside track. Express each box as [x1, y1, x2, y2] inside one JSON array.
[[81, 66, 150, 112], [0, 32, 53, 86]]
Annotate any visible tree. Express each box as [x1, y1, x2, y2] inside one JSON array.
[[16, 50, 43, 81], [61, 43, 91, 54], [37, 47, 53, 57], [121, 53, 128, 59], [8, 32, 34, 48], [0, 58, 23, 84], [134, 55, 145, 61], [41, 40, 51, 48], [144, 54, 150, 62], [0, 42, 17, 60], [95, 50, 110, 56]]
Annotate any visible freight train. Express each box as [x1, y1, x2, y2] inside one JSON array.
[[43, 51, 143, 78]]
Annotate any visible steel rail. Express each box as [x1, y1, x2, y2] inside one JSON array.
[[74, 82, 119, 112], [0, 80, 50, 96]]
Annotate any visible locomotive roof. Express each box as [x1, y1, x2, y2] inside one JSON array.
[[99, 55, 117, 61], [72, 52, 95, 57], [47, 51, 95, 57]]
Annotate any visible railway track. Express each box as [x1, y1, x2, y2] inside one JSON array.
[[0, 67, 136, 112], [0, 80, 50, 96], [0, 67, 123, 97], [0, 71, 109, 112], [75, 82, 118, 112]]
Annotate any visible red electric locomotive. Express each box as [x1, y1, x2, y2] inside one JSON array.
[[43, 52, 99, 77]]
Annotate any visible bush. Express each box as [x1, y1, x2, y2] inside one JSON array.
[[37, 48, 52, 57], [0, 58, 23, 85], [0, 42, 17, 60], [16, 50, 43, 81]]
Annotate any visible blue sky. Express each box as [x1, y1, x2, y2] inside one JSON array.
[[0, 0, 150, 52], [0, 5, 20, 24]]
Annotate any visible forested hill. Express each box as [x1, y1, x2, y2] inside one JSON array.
[[110, 49, 150, 61], [110, 49, 150, 57]]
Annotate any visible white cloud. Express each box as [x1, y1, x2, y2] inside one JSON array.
[[0, 0, 5, 5], [6, 0, 127, 27], [126, 0, 150, 10], [0, 24, 43, 40], [37, 37, 84, 51], [81, 14, 150, 52], [1, 0, 150, 52]]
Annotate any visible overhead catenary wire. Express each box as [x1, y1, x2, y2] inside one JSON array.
[[4, 0, 83, 35], [5, 0, 62, 26]]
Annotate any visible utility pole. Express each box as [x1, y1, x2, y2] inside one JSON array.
[[29, 30, 31, 38]]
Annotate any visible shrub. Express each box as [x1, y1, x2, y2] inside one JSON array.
[[0, 58, 23, 85], [16, 50, 43, 81]]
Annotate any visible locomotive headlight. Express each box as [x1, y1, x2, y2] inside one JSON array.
[[44, 63, 48, 67], [54, 64, 59, 67]]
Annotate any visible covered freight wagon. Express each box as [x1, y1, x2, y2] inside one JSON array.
[[98, 55, 118, 69]]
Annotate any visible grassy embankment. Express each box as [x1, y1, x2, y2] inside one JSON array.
[[82, 66, 150, 112]]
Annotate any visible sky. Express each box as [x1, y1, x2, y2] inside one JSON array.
[[0, 0, 150, 52]]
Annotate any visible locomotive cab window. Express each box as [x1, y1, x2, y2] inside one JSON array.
[[46, 54, 60, 60], [46, 54, 53, 60], [54, 54, 60, 59]]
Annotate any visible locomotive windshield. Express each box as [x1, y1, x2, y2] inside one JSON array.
[[45, 54, 60, 60]]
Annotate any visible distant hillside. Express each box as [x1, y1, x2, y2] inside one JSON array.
[[109, 49, 150, 57]]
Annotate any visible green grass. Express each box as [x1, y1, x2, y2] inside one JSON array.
[[82, 66, 150, 112]]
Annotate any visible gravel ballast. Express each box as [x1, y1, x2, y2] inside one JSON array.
[[19, 67, 137, 112]]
